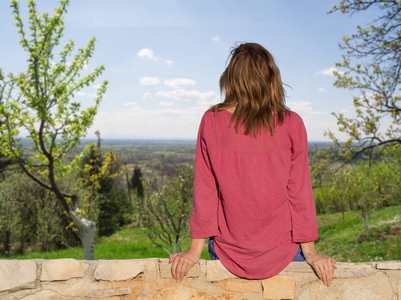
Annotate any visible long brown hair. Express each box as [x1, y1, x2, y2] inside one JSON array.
[[211, 43, 289, 136]]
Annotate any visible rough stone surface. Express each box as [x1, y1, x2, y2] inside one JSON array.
[[206, 260, 237, 281], [86, 287, 131, 298], [298, 271, 393, 300], [262, 276, 295, 300], [40, 259, 87, 281], [94, 259, 145, 281], [0, 260, 37, 292], [41, 277, 101, 297], [2, 259, 401, 299], [159, 260, 200, 278], [279, 262, 313, 273], [153, 286, 215, 299], [331, 262, 377, 278], [376, 261, 401, 270], [20, 290, 70, 300], [153, 286, 247, 300], [225, 279, 262, 293]]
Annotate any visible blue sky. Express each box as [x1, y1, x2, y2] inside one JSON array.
[[0, 0, 381, 141]]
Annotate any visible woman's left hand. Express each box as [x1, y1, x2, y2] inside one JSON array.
[[305, 252, 336, 287]]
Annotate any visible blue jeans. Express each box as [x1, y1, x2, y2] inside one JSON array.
[[208, 237, 305, 261]]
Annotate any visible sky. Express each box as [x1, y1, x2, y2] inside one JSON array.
[[0, 0, 382, 141]]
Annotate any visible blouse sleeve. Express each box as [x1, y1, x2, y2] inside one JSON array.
[[287, 114, 319, 243], [190, 113, 219, 239]]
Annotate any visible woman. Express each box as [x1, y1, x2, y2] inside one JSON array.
[[170, 43, 336, 286]]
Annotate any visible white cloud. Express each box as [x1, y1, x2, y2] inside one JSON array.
[[91, 105, 211, 139], [212, 35, 221, 42], [315, 67, 344, 76], [339, 108, 349, 114], [318, 88, 326, 92], [140, 77, 161, 85], [76, 91, 97, 98], [143, 92, 152, 99], [137, 48, 158, 60], [287, 101, 329, 115], [123, 102, 137, 107], [164, 78, 196, 89], [156, 89, 219, 105], [93, 83, 102, 89], [158, 101, 174, 107], [166, 60, 173, 65]]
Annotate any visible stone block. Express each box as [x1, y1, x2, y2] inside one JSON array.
[[206, 260, 238, 281], [40, 259, 87, 281], [40, 277, 99, 297], [159, 261, 200, 278], [298, 272, 393, 300], [376, 261, 401, 270], [279, 262, 313, 273], [332, 262, 376, 278], [153, 286, 215, 299], [398, 278, 401, 300], [0, 260, 36, 292], [153, 286, 247, 299], [20, 290, 67, 300], [94, 260, 145, 281], [86, 287, 131, 298], [143, 258, 159, 279], [262, 276, 295, 300], [215, 294, 251, 300], [120, 281, 143, 300], [225, 279, 262, 293]]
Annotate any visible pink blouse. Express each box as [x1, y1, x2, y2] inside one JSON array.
[[190, 109, 318, 279]]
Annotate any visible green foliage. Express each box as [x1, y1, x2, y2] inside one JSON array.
[[0, 170, 75, 255], [74, 131, 132, 236], [326, 0, 401, 160], [0, 0, 108, 210], [131, 166, 144, 198], [316, 205, 401, 262], [310, 143, 401, 235], [137, 164, 194, 255], [0, 0, 108, 259]]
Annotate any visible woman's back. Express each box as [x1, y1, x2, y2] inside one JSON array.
[[170, 43, 335, 286], [191, 109, 318, 278]]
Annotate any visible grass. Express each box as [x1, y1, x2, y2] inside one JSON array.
[[316, 205, 401, 262], [1, 227, 211, 260], [2, 205, 400, 262]]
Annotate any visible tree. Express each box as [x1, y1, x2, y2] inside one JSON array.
[[75, 131, 130, 236], [131, 166, 144, 198], [326, 1, 401, 160], [0, 0, 108, 259], [138, 164, 194, 255]]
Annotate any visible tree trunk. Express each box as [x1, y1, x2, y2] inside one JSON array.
[[69, 210, 97, 260], [19, 221, 25, 254], [4, 230, 11, 255], [361, 208, 370, 236], [124, 164, 132, 203]]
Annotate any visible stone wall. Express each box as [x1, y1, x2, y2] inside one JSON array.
[[0, 259, 400, 299]]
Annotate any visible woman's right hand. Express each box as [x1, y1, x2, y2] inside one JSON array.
[[169, 238, 206, 282], [169, 250, 201, 282]]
